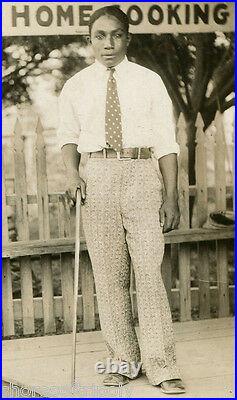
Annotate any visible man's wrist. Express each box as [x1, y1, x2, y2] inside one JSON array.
[[165, 190, 178, 202]]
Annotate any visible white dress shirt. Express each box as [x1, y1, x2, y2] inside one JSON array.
[[57, 56, 179, 160]]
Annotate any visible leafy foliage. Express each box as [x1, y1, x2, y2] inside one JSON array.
[[2, 35, 90, 106], [129, 32, 234, 128]]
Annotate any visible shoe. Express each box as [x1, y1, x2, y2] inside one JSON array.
[[103, 373, 130, 386], [159, 379, 186, 394], [103, 369, 143, 387]]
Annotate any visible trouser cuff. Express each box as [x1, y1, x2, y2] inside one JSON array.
[[145, 364, 182, 386]]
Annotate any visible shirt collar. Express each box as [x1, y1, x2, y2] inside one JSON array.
[[94, 56, 129, 76]]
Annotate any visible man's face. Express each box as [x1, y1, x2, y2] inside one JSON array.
[[90, 15, 131, 68]]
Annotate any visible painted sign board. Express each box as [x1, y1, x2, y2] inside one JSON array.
[[2, 2, 234, 36]]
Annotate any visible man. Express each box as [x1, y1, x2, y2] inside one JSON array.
[[57, 6, 185, 394]]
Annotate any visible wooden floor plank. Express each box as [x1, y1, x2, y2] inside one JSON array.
[[3, 337, 234, 369], [2, 330, 234, 362], [2, 317, 234, 354], [2, 318, 234, 398]]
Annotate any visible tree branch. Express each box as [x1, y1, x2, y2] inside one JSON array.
[[205, 75, 234, 108], [169, 35, 193, 111], [190, 34, 215, 113], [212, 58, 234, 92], [190, 35, 204, 107], [220, 97, 235, 111], [213, 39, 234, 80]]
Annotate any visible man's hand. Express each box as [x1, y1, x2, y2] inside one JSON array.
[[159, 196, 180, 233], [65, 172, 86, 207], [158, 153, 180, 233]]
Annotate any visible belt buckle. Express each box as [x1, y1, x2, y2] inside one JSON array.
[[116, 151, 132, 161]]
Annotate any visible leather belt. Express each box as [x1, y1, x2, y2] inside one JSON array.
[[88, 147, 151, 160]]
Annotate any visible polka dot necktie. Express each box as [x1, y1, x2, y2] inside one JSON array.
[[105, 67, 123, 152]]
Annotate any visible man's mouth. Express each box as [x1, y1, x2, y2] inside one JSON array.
[[102, 54, 116, 58]]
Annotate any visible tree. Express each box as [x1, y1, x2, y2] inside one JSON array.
[[2, 35, 90, 106], [128, 32, 234, 187]]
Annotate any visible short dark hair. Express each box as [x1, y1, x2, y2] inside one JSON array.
[[89, 6, 129, 35]]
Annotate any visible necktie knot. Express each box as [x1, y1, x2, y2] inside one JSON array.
[[107, 67, 115, 74], [107, 67, 116, 81]]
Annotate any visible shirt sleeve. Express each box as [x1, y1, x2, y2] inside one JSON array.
[[57, 81, 80, 149], [151, 75, 179, 160]]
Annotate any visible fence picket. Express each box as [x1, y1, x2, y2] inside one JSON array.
[[80, 251, 95, 330], [36, 119, 56, 333], [195, 113, 210, 319], [59, 196, 74, 332], [2, 156, 15, 336], [214, 112, 227, 211], [214, 112, 229, 317], [195, 113, 208, 227], [177, 114, 190, 228], [14, 119, 35, 334], [58, 195, 71, 238], [177, 113, 191, 322], [2, 157, 9, 242]]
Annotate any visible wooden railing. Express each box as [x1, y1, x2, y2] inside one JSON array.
[[2, 111, 234, 337]]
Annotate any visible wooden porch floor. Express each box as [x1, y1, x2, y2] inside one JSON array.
[[2, 317, 234, 398]]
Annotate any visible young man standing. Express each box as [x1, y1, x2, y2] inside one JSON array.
[[57, 6, 185, 394]]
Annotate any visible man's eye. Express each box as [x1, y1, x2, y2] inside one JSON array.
[[95, 34, 104, 40], [114, 33, 122, 39]]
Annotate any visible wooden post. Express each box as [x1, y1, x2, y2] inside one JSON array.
[[2, 156, 15, 336], [14, 119, 35, 335], [214, 112, 229, 317], [36, 118, 56, 333], [195, 113, 210, 319], [58, 195, 74, 332], [177, 113, 191, 322]]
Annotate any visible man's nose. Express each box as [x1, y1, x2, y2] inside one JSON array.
[[104, 35, 114, 49]]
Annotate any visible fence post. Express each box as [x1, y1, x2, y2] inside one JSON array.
[[177, 113, 191, 321], [195, 113, 210, 319], [14, 119, 35, 334], [214, 111, 229, 317], [2, 155, 15, 336], [36, 118, 56, 333]]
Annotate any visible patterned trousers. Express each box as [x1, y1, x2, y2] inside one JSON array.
[[81, 157, 181, 385]]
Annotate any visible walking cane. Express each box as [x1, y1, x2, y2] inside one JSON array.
[[71, 188, 81, 387]]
